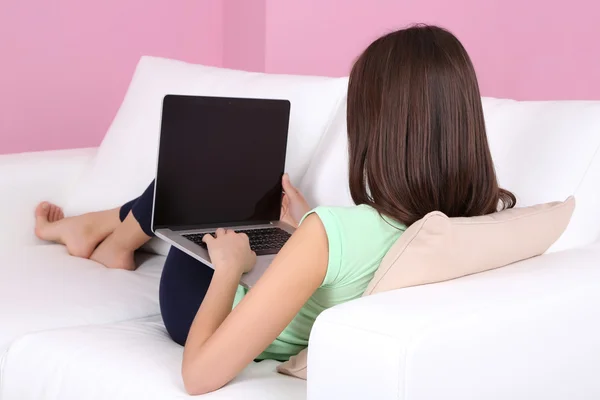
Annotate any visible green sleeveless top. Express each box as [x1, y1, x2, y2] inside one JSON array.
[[232, 204, 406, 361]]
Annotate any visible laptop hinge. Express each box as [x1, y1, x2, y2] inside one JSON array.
[[169, 221, 273, 232]]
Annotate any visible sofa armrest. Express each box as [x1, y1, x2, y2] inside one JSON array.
[[307, 246, 600, 400], [0, 148, 97, 249]]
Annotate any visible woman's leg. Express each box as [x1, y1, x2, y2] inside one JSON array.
[[160, 247, 214, 345], [34, 203, 121, 258], [34, 180, 155, 265], [90, 181, 156, 270]]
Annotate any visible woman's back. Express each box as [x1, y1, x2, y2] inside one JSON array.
[[235, 205, 406, 361]]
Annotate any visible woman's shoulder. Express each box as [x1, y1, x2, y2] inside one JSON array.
[[303, 205, 406, 287], [309, 204, 405, 233]]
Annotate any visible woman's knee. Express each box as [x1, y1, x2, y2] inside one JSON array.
[[119, 180, 156, 236]]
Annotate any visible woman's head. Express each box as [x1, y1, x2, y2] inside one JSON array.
[[347, 25, 515, 226]]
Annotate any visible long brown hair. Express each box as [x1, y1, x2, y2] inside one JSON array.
[[347, 25, 515, 226]]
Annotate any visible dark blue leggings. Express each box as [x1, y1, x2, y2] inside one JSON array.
[[120, 180, 213, 346]]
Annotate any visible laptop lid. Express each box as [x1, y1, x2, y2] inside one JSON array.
[[153, 95, 291, 232]]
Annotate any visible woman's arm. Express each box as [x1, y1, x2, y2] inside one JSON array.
[[181, 228, 256, 355], [181, 214, 329, 395]]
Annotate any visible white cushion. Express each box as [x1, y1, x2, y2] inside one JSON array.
[[482, 98, 600, 251], [299, 101, 354, 208], [64, 56, 348, 216], [0, 316, 306, 400], [0, 245, 163, 353]]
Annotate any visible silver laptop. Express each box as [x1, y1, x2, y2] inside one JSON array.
[[152, 94, 294, 288]]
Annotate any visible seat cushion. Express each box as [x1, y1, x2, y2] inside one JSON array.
[[0, 245, 163, 353], [0, 316, 307, 400]]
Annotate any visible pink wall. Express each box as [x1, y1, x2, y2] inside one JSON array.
[[224, 0, 266, 72], [0, 0, 223, 155], [265, 0, 600, 100], [2, 0, 598, 155]]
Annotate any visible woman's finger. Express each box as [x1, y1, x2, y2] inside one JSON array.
[[202, 234, 215, 244], [281, 194, 289, 214], [282, 174, 298, 196], [215, 228, 226, 237]]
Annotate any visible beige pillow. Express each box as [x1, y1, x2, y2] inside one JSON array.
[[277, 197, 576, 379]]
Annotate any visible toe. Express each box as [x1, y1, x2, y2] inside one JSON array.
[[48, 206, 56, 222], [49, 205, 63, 222], [53, 207, 60, 222], [35, 202, 50, 219]]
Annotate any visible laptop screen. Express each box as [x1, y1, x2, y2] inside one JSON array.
[[153, 95, 291, 231]]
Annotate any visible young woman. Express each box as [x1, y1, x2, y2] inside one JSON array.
[[34, 25, 515, 394]]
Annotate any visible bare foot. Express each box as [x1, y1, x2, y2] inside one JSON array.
[[90, 233, 136, 271], [34, 202, 113, 259]]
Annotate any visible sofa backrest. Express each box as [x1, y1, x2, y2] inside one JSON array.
[[482, 98, 600, 251], [64, 57, 348, 215], [305, 97, 600, 252], [63, 57, 600, 253]]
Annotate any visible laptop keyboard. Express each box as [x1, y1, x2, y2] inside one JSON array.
[[183, 227, 292, 256]]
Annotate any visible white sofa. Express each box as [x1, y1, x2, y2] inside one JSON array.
[[1, 57, 599, 399]]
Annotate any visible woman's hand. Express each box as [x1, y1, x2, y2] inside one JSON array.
[[280, 174, 311, 228], [202, 228, 256, 274]]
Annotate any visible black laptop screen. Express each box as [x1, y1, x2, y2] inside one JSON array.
[[153, 95, 290, 230]]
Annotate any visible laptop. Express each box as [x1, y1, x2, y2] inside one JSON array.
[[152, 94, 294, 288]]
